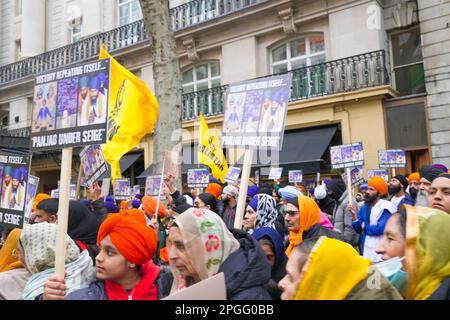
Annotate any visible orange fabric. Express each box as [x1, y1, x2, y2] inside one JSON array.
[[408, 172, 420, 185], [285, 195, 321, 257], [32, 193, 50, 211], [97, 209, 158, 265], [368, 176, 388, 196], [205, 183, 222, 199], [142, 195, 166, 218], [159, 247, 169, 265]]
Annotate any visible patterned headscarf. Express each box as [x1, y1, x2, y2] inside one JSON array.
[[169, 208, 240, 293], [20, 222, 80, 274], [252, 194, 278, 230]]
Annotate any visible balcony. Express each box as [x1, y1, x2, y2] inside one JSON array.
[[182, 50, 389, 120], [0, 19, 148, 86], [170, 0, 270, 31], [0, 122, 31, 150]]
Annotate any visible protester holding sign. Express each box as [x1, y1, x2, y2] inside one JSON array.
[[167, 207, 271, 299]]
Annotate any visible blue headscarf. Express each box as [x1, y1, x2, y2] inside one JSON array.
[[247, 185, 259, 198], [248, 195, 259, 211], [278, 186, 301, 206], [88, 76, 100, 90], [79, 76, 89, 88], [252, 227, 287, 271], [11, 168, 21, 180]]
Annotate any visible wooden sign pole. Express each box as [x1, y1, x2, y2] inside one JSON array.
[[233, 148, 253, 229], [75, 163, 83, 200], [392, 167, 396, 178], [316, 172, 321, 187], [54, 147, 73, 279], [155, 162, 165, 220], [346, 167, 353, 206]]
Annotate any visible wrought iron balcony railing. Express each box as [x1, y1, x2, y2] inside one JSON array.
[[181, 50, 389, 120], [0, 120, 32, 138], [170, 0, 270, 31], [0, 19, 148, 86]]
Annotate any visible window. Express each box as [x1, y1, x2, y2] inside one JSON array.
[[270, 35, 325, 74], [118, 0, 142, 26], [390, 27, 425, 96], [270, 34, 326, 98], [71, 20, 82, 43], [182, 62, 221, 118]]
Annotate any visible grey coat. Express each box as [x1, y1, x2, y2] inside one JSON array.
[[332, 190, 359, 247]]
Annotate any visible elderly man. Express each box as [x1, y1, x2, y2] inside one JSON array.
[[348, 176, 397, 263], [220, 185, 239, 229], [416, 165, 445, 207]]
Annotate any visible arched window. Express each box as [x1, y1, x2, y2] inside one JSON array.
[[181, 61, 222, 119], [270, 34, 326, 73], [270, 34, 326, 98]]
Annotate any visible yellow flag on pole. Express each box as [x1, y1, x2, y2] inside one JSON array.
[[99, 45, 159, 183], [198, 113, 228, 183]]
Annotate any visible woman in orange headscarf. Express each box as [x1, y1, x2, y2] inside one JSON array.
[[0, 228, 23, 272], [42, 209, 173, 300], [284, 195, 346, 256]]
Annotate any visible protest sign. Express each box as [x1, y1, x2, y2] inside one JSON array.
[[378, 149, 406, 168], [221, 73, 293, 150], [101, 178, 111, 197], [341, 166, 364, 187], [24, 175, 39, 224], [163, 272, 226, 300], [187, 169, 210, 188], [330, 142, 365, 169], [368, 169, 389, 182], [113, 178, 131, 200], [289, 170, 303, 183], [30, 59, 110, 151], [145, 175, 162, 196], [80, 144, 107, 186], [49, 185, 76, 200], [268, 168, 283, 180], [132, 185, 141, 196], [224, 166, 241, 183], [0, 153, 31, 229]]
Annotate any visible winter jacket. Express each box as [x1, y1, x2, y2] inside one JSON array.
[[302, 223, 347, 243], [317, 196, 336, 218], [221, 205, 237, 229], [428, 278, 450, 300], [91, 199, 109, 223], [220, 229, 272, 300], [65, 268, 173, 300], [332, 190, 359, 247]]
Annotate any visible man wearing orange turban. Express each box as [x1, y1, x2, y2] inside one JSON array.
[[142, 195, 166, 219], [43, 209, 172, 300], [407, 172, 420, 202], [205, 183, 222, 199], [350, 176, 397, 263], [30, 193, 51, 223]]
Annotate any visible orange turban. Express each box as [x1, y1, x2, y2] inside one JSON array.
[[97, 209, 158, 265], [408, 172, 420, 185], [205, 183, 222, 199], [285, 195, 321, 257], [142, 195, 166, 218], [368, 176, 388, 196], [32, 193, 51, 211]]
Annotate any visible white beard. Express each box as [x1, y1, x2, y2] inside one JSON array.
[[415, 190, 429, 207]]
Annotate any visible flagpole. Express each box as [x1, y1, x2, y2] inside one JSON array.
[[155, 162, 165, 220], [234, 148, 253, 229]]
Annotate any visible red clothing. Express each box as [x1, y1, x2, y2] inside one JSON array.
[[105, 261, 161, 300]]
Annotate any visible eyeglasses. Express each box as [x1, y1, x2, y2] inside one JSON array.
[[284, 210, 299, 216]]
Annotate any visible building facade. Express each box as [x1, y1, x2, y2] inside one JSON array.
[[0, 0, 447, 190]]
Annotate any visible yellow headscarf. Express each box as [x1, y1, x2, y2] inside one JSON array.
[[294, 236, 371, 300], [405, 205, 450, 300], [285, 195, 321, 257], [0, 228, 23, 272]]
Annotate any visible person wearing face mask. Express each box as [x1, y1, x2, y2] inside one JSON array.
[[416, 165, 445, 207], [327, 178, 359, 247], [278, 236, 402, 300], [348, 176, 397, 263], [389, 175, 414, 211], [375, 211, 408, 297]]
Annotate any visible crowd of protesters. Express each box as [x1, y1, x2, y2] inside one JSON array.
[[0, 163, 449, 300]]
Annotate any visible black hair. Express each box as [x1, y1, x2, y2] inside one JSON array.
[[198, 193, 218, 214], [258, 236, 275, 253], [36, 198, 59, 216], [391, 208, 407, 238]]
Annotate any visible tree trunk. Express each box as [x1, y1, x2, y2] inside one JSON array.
[[139, 0, 182, 189]]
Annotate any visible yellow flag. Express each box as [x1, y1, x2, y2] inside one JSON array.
[[198, 113, 228, 183], [99, 45, 159, 183]]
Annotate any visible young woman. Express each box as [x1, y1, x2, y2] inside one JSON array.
[[43, 209, 172, 300], [244, 193, 285, 237]]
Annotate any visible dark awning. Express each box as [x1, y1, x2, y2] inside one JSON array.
[[120, 153, 142, 173], [235, 125, 338, 175]]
